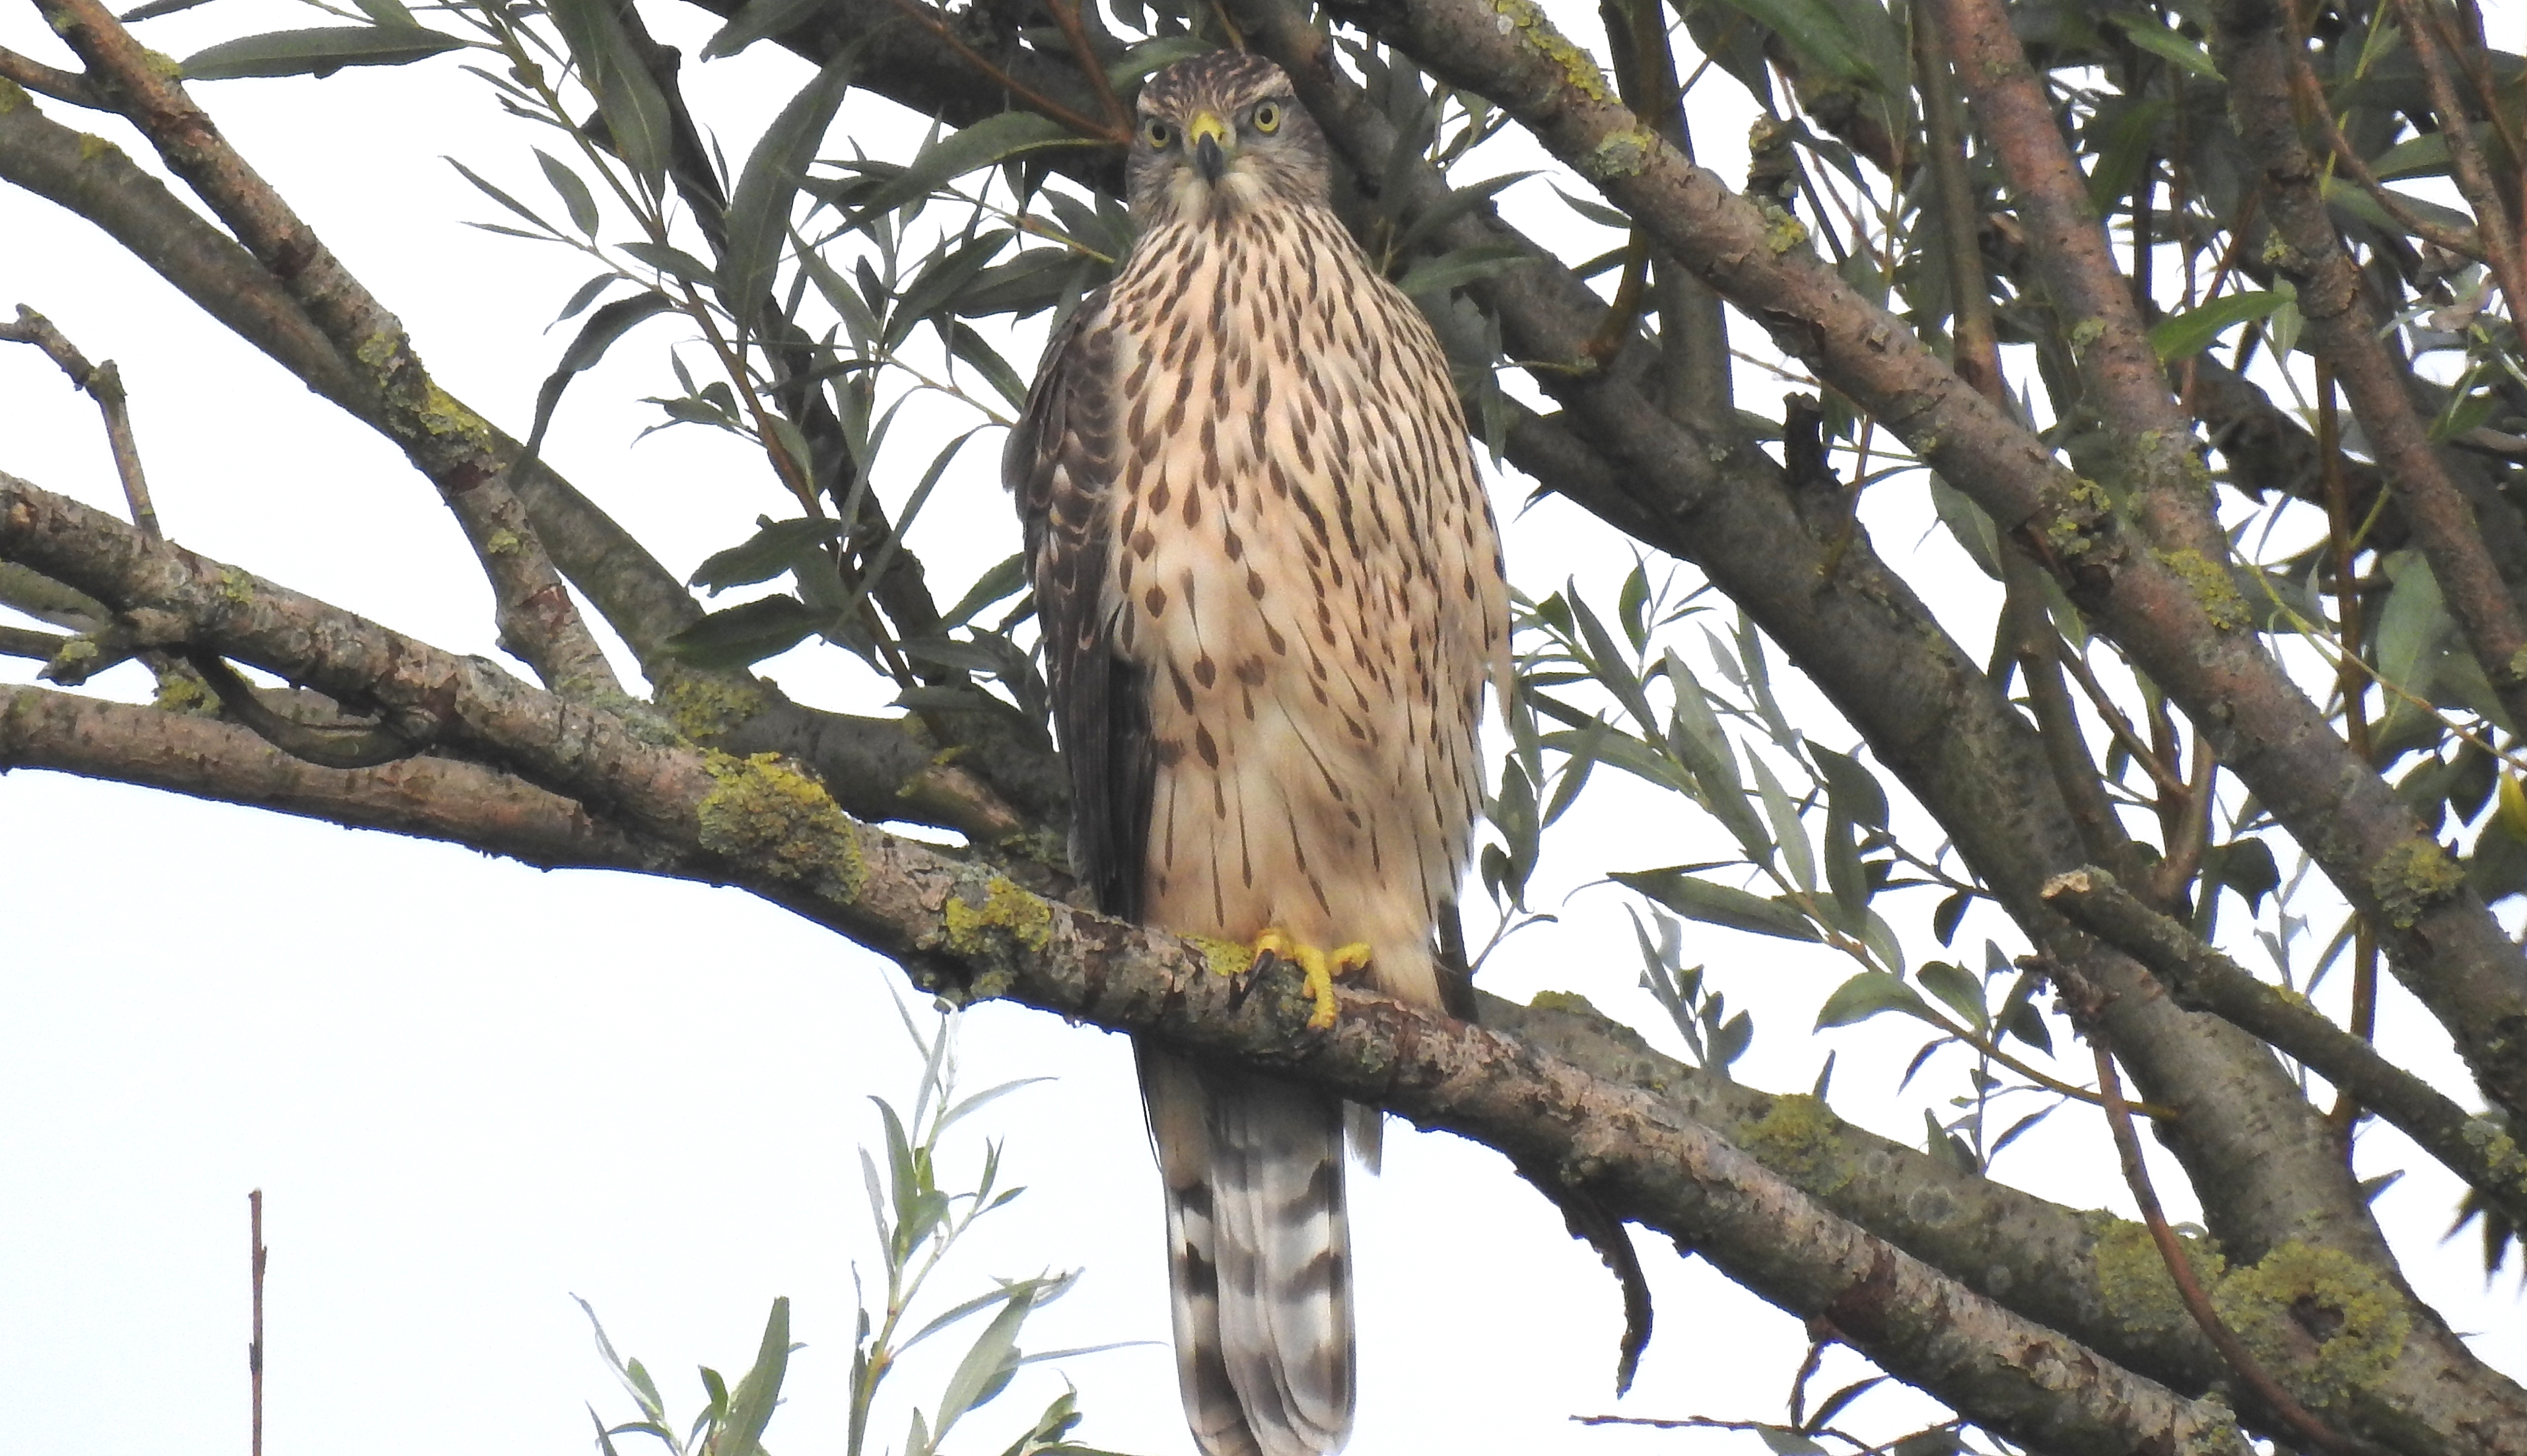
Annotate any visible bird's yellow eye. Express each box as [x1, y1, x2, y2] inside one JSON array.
[[1251, 101, 1282, 134], [1143, 118, 1175, 148]]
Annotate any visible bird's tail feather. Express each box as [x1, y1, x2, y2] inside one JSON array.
[[1139, 1043, 1354, 1456]]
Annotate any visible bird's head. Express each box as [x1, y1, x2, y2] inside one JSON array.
[[1126, 53, 1329, 226]]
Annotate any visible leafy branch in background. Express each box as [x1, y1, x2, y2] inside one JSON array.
[[579, 1006, 1132, 1456]]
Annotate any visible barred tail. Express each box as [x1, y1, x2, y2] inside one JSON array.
[[1138, 1043, 1355, 1456]]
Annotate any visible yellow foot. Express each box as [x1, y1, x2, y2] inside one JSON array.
[[1251, 929, 1374, 1029]]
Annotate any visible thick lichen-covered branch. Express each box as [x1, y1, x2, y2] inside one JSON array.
[[0, 466, 2248, 1455]]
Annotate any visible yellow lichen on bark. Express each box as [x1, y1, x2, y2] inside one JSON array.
[[2212, 1241, 2409, 1408], [1484, 0, 1614, 104], [655, 674, 767, 744], [2087, 1213, 2226, 1341], [2155, 548, 2252, 633], [695, 749, 863, 901], [2368, 838, 2466, 928], [1739, 1094, 1854, 1194]]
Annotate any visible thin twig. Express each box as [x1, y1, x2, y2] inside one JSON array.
[[0, 623, 70, 660], [250, 1189, 265, 1456], [868, 0, 1125, 143], [2316, 361, 2381, 1137], [1041, 0, 1127, 137], [1914, 0, 2001, 398], [1581, 230, 1649, 362], [2287, 42, 2485, 259], [1, 306, 158, 538], [2092, 1045, 2384, 1456], [0, 44, 101, 105], [2385, 0, 2527, 319], [1570, 1412, 1895, 1453], [2054, 641, 2191, 800], [2150, 732, 2216, 906], [182, 648, 429, 769]]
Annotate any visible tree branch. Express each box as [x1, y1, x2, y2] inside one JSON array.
[[2221, 0, 2527, 735], [1310, 0, 2527, 1149], [35, 0, 623, 703], [1, 304, 156, 538], [2044, 866, 2527, 1237], [0, 43, 97, 106], [0, 682, 676, 872], [0, 466, 2249, 1456], [1933, 0, 2228, 563], [0, 81, 1055, 844]]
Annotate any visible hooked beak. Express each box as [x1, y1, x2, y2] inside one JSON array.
[[1187, 110, 1229, 183]]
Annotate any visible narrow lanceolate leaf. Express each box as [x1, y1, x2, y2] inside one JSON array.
[[853, 112, 1101, 220], [1709, 0, 1884, 88], [1612, 868, 1820, 942], [1822, 804, 1867, 933], [2147, 287, 2291, 361], [699, 0, 828, 59], [2111, 13, 2221, 79], [719, 42, 864, 329], [1814, 971, 1934, 1029], [1390, 172, 1537, 261], [547, 0, 675, 194], [932, 1285, 1036, 1441], [687, 516, 847, 594], [1663, 649, 1763, 855], [618, 240, 718, 288], [1915, 961, 1987, 1031], [2373, 549, 2452, 740], [182, 24, 463, 81], [662, 595, 826, 668], [536, 149, 601, 236], [526, 291, 676, 456], [1809, 743, 1888, 828], [1748, 753, 1815, 892], [1107, 34, 1210, 88], [446, 156, 560, 236], [1396, 240, 1531, 298], [717, 1298, 792, 1456], [2318, 174, 2480, 243], [1568, 585, 1658, 736], [938, 553, 1028, 629]]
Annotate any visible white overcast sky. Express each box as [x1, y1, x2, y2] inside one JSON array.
[[2, 1, 2521, 1453]]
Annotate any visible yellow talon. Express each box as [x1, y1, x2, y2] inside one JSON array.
[[1250, 930, 1373, 1030]]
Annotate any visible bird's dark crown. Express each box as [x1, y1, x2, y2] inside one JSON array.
[[1134, 50, 1290, 116]]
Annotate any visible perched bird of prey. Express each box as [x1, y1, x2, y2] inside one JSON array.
[[1005, 51, 1511, 1456]]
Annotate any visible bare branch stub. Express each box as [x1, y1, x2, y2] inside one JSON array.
[[1, 305, 157, 539]]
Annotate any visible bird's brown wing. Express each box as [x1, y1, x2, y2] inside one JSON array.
[[1006, 289, 1153, 922]]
